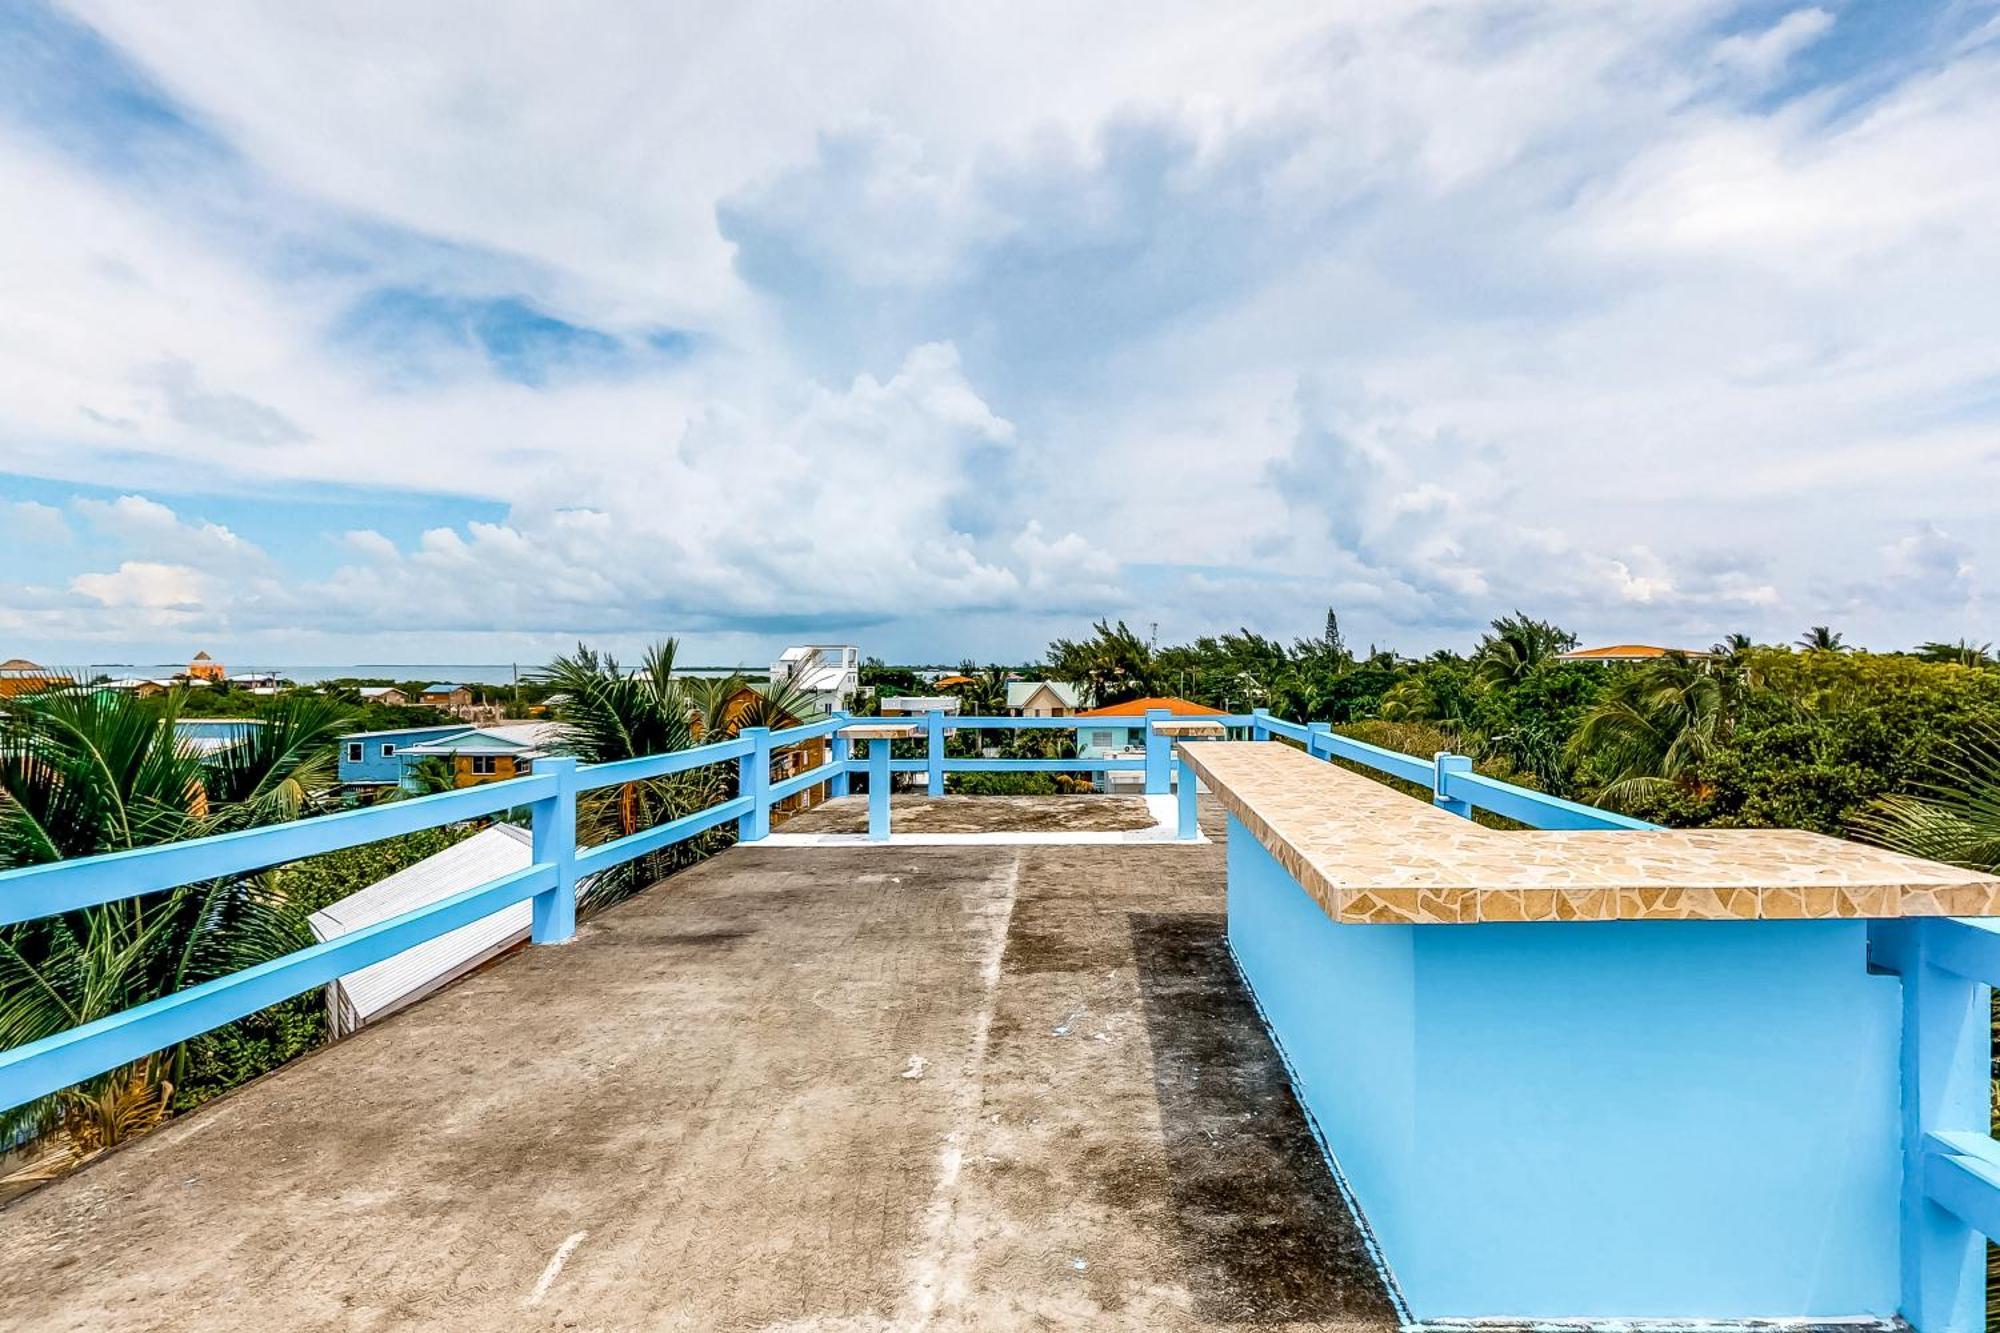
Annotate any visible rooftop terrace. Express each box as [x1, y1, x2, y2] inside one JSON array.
[[0, 802, 1397, 1330], [5, 709, 2000, 1329]]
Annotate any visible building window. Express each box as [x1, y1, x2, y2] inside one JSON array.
[[381, 743, 397, 758], [346, 742, 363, 763], [1051, 707, 1066, 717], [470, 755, 498, 775], [1089, 731, 1115, 749]]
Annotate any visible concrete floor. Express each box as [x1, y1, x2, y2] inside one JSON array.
[[0, 800, 1395, 1332]]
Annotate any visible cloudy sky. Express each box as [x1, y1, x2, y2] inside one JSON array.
[[1, 1, 1995, 667]]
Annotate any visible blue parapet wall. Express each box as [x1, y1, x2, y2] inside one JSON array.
[[1224, 813, 1905, 1321]]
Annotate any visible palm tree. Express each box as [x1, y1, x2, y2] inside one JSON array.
[[0, 688, 347, 1145], [1796, 626, 1846, 653], [1852, 724, 2000, 872], [535, 641, 733, 909], [1566, 653, 1725, 810], [403, 756, 458, 795], [1474, 612, 1578, 688], [1047, 620, 1159, 707], [1913, 640, 1995, 669]]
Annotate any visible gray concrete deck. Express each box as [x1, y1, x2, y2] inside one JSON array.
[[0, 800, 1395, 1331]]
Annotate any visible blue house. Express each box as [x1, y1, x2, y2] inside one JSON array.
[[336, 725, 471, 788], [175, 718, 263, 758]]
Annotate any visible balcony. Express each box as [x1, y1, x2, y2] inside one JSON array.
[[3, 712, 1999, 1329]]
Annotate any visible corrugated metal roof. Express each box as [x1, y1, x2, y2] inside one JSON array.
[[307, 824, 536, 1036], [1005, 681, 1079, 709]]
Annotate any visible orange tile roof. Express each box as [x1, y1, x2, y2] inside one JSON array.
[[1557, 644, 1711, 661], [931, 674, 977, 688], [1074, 695, 1227, 718]]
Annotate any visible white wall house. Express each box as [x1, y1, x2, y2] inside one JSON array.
[[771, 644, 860, 715]]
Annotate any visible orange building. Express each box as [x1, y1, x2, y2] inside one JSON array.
[[0, 658, 72, 699], [186, 651, 226, 683]]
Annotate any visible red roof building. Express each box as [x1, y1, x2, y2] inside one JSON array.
[[1074, 695, 1226, 718]]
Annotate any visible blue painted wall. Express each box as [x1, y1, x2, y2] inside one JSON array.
[[1225, 814, 1904, 1321], [336, 726, 467, 786]]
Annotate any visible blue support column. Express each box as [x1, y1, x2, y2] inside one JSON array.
[[868, 738, 892, 841], [926, 708, 945, 796], [1433, 751, 1473, 819], [1306, 721, 1332, 760], [830, 714, 851, 797], [1879, 919, 1987, 1333], [1176, 752, 1199, 840], [1251, 707, 1271, 741], [530, 755, 578, 944], [739, 726, 772, 842], [1143, 708, 1171, 795]]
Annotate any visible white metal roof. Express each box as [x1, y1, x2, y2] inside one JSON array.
[[307, 824, 535, 1036], [1006, 681, 1080, 709]]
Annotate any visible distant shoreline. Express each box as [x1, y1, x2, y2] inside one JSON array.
[[79, 663, 767, 686]]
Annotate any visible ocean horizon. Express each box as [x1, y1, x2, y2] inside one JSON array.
[[79, 663, 766, 687]]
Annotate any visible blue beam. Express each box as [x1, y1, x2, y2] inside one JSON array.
[[867, 739, 892, 841], [0, 862, 556, 1112], [0, 774, 557, 923]]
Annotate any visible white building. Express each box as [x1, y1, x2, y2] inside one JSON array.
[[771, 644, 860, 714], [879, 696, 961, 716]]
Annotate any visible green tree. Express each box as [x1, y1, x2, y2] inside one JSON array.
[[1047, 620, 1160, 706], [1797, 626, 1847, 653], [0, 689, 349, 1144], [1913, 640, 1995, 669], [1474, 612, 1578, 688], [1566, 653, 1727, 809]]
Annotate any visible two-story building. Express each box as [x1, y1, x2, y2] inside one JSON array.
[[398, 722, 562, 787], [336, 725, 475, 789], [1005, 681, 1080, 716], [770, 645, 859, 715], [421, 683, 475, 712]]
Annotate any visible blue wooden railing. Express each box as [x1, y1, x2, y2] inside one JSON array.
[[1870, 916, 2000, 1331], [0, 707, 1648, 1114]]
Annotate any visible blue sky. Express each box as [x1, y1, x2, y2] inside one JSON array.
[[1, 0, 1996, 666]]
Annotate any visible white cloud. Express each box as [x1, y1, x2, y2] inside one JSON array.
[[70, 561, 208, 610], [1, 2, 1997, 658], [1711, 8, 1835, 83], [5, 500, 71, 544]]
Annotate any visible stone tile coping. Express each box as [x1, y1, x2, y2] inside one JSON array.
[[1179, 741, 2000, 925], [1152, 719, 1227, 737], [838, 722, 923, 740]]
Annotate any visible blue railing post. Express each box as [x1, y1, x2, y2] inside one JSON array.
[[1433, 752, 1473, 819], [830, 712, 851, 797], [1306, 721, 1332, 760], [867, 739, 892, 840], [926, 708, 945, 796], [1144, 708, 1172, 795], [738, 727, 772, 842], [1176, 753, 1199, 840], [1880, 920, 1988, 1332], [1251, 707, 1271, 741], [530, 756, 578, 944]]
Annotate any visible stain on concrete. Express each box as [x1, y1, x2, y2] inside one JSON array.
[[1131, 911, 1398, 1325], [0, 805, 1396, 1332]]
